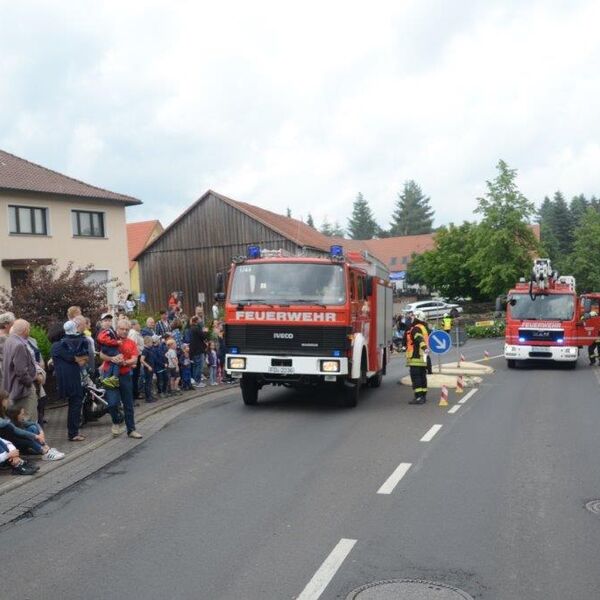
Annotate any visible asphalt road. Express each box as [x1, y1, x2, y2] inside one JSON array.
[[3, 338, 600, 600]]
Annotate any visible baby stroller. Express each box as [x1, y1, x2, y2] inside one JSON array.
[[81, 378, 123, 426]]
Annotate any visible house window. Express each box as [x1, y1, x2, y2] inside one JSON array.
[[402, 256, 408, 265], [8, 205, 48, 235], [390, 257, 397, 266], [72, 210, 105, 237], [82, 269, 109, 285]]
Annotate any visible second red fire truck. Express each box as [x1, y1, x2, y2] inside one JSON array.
[[504, 258, 600, 367], [221, 245, 393, 407]]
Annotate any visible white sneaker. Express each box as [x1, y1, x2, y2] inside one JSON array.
[[112, 424, 123, 436], [210, 382, 218, 386], [190, 378, 197, 385], [42, 447, 65, 461]]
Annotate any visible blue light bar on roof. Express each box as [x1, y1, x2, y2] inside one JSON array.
[[330, 245, 343, 257], [247, 245, 261, 258]]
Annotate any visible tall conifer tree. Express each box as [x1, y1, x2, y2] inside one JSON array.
[[389, 180, 434, 236], [347, 193, 379, 239]]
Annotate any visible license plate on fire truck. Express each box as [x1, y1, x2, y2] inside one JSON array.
[[268, 366, 295, 374]]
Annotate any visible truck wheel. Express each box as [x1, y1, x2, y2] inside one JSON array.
[[507, 359, 516, 369], [240, 375, 259, 406], [343, 379, 359, 408], [368, 370, 383, 388]]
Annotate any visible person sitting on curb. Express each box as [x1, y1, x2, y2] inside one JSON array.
[[1, 393, 65, 460], [0, 436, 40, 475]]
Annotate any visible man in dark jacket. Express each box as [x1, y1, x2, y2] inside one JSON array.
[[2, 319, 40, 419], [188, 316, 207, 387], [51, 322, 89, 441]]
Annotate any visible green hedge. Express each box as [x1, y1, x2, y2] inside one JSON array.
[[466, 322, 505, 338]]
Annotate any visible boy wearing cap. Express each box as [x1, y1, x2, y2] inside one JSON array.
[[96, 313, 121, 389]]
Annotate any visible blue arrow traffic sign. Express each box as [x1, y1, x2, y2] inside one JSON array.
[[429, 330, 452, 355]]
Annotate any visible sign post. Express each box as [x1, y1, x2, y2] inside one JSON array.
[[429, 330, 452, 373]]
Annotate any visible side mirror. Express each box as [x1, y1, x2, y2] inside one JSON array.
[[214, 292, 225, 301], [215, 272, 224, 294]]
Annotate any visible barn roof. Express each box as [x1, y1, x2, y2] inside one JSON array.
[[136, 190, 335, 259]]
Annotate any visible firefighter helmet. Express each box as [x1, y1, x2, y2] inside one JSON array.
[[414, 310, 427, 322]]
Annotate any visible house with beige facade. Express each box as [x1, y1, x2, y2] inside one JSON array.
[[0, 149, 141, 302]]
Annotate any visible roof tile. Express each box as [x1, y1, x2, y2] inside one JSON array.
[[127, 220, 163, 269], [0, 148, 141, 205]]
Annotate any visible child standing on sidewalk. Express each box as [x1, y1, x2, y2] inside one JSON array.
[[140, 336, 156, 403], [179, 344, 193, 391], [151, 335, 168, 397], [166, 338, 180, 394], [206, 341, 218, 386]]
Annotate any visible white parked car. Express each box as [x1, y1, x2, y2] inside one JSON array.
[[401, 300, 463, 319]]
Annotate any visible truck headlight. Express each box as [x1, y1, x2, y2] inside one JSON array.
[[320, 360, 340, 372], [228, 357, 246, 369]]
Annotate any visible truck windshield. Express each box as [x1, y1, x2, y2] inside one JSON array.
[[509, 293, 575, 321], [230, 263, 346, 306]]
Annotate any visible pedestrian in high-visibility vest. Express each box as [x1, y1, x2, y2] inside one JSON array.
[[406, 311, 429, 404], [442, 313, 452, 332]]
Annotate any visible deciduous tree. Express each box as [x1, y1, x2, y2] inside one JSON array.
[[467, 160, 539, 299], [407, 222, 483, 301]]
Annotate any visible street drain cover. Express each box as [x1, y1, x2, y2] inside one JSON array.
[[346, 579, 474, 600], [585, 500, 600, 515]]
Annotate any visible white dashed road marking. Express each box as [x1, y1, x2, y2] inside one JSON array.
[[458, 389, 478, 404], [297, 538, 357, 600], [448, 405, 461, 414], [420, 424, 443, 442], [377, 462, 412, 495]]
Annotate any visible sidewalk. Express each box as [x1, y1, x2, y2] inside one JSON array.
[[0, 381, 238, 499]]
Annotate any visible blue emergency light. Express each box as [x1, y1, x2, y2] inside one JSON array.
[[332, 350, 341, 357], [330, 245, 343, 257], [229, 347, 239, 354], [247, 245, 261, 258]]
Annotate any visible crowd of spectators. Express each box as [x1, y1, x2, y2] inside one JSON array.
[[0, 299, 233, 477]]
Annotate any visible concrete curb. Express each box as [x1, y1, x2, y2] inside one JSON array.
[[0, 384, 236, 498]]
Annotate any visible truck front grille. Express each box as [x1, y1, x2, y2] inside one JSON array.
[[225, 325, 350, 356]]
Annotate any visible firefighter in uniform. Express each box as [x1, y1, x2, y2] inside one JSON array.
[[406, 311, 429, 404], [587, 309, 600, 365]]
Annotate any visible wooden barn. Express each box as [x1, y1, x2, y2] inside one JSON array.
[[135, 190, 334, 314]]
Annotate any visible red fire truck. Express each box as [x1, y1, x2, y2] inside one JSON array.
[[221, 245, 393, 407], [504, 259, 599, 368]]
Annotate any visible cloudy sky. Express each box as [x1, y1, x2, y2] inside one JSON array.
[[1, 0, 599, 231]]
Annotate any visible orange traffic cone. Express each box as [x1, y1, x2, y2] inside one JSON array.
[[439, 385, 449, 407], [456, 375, 464, 394], [457, 353, 466, 367]]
